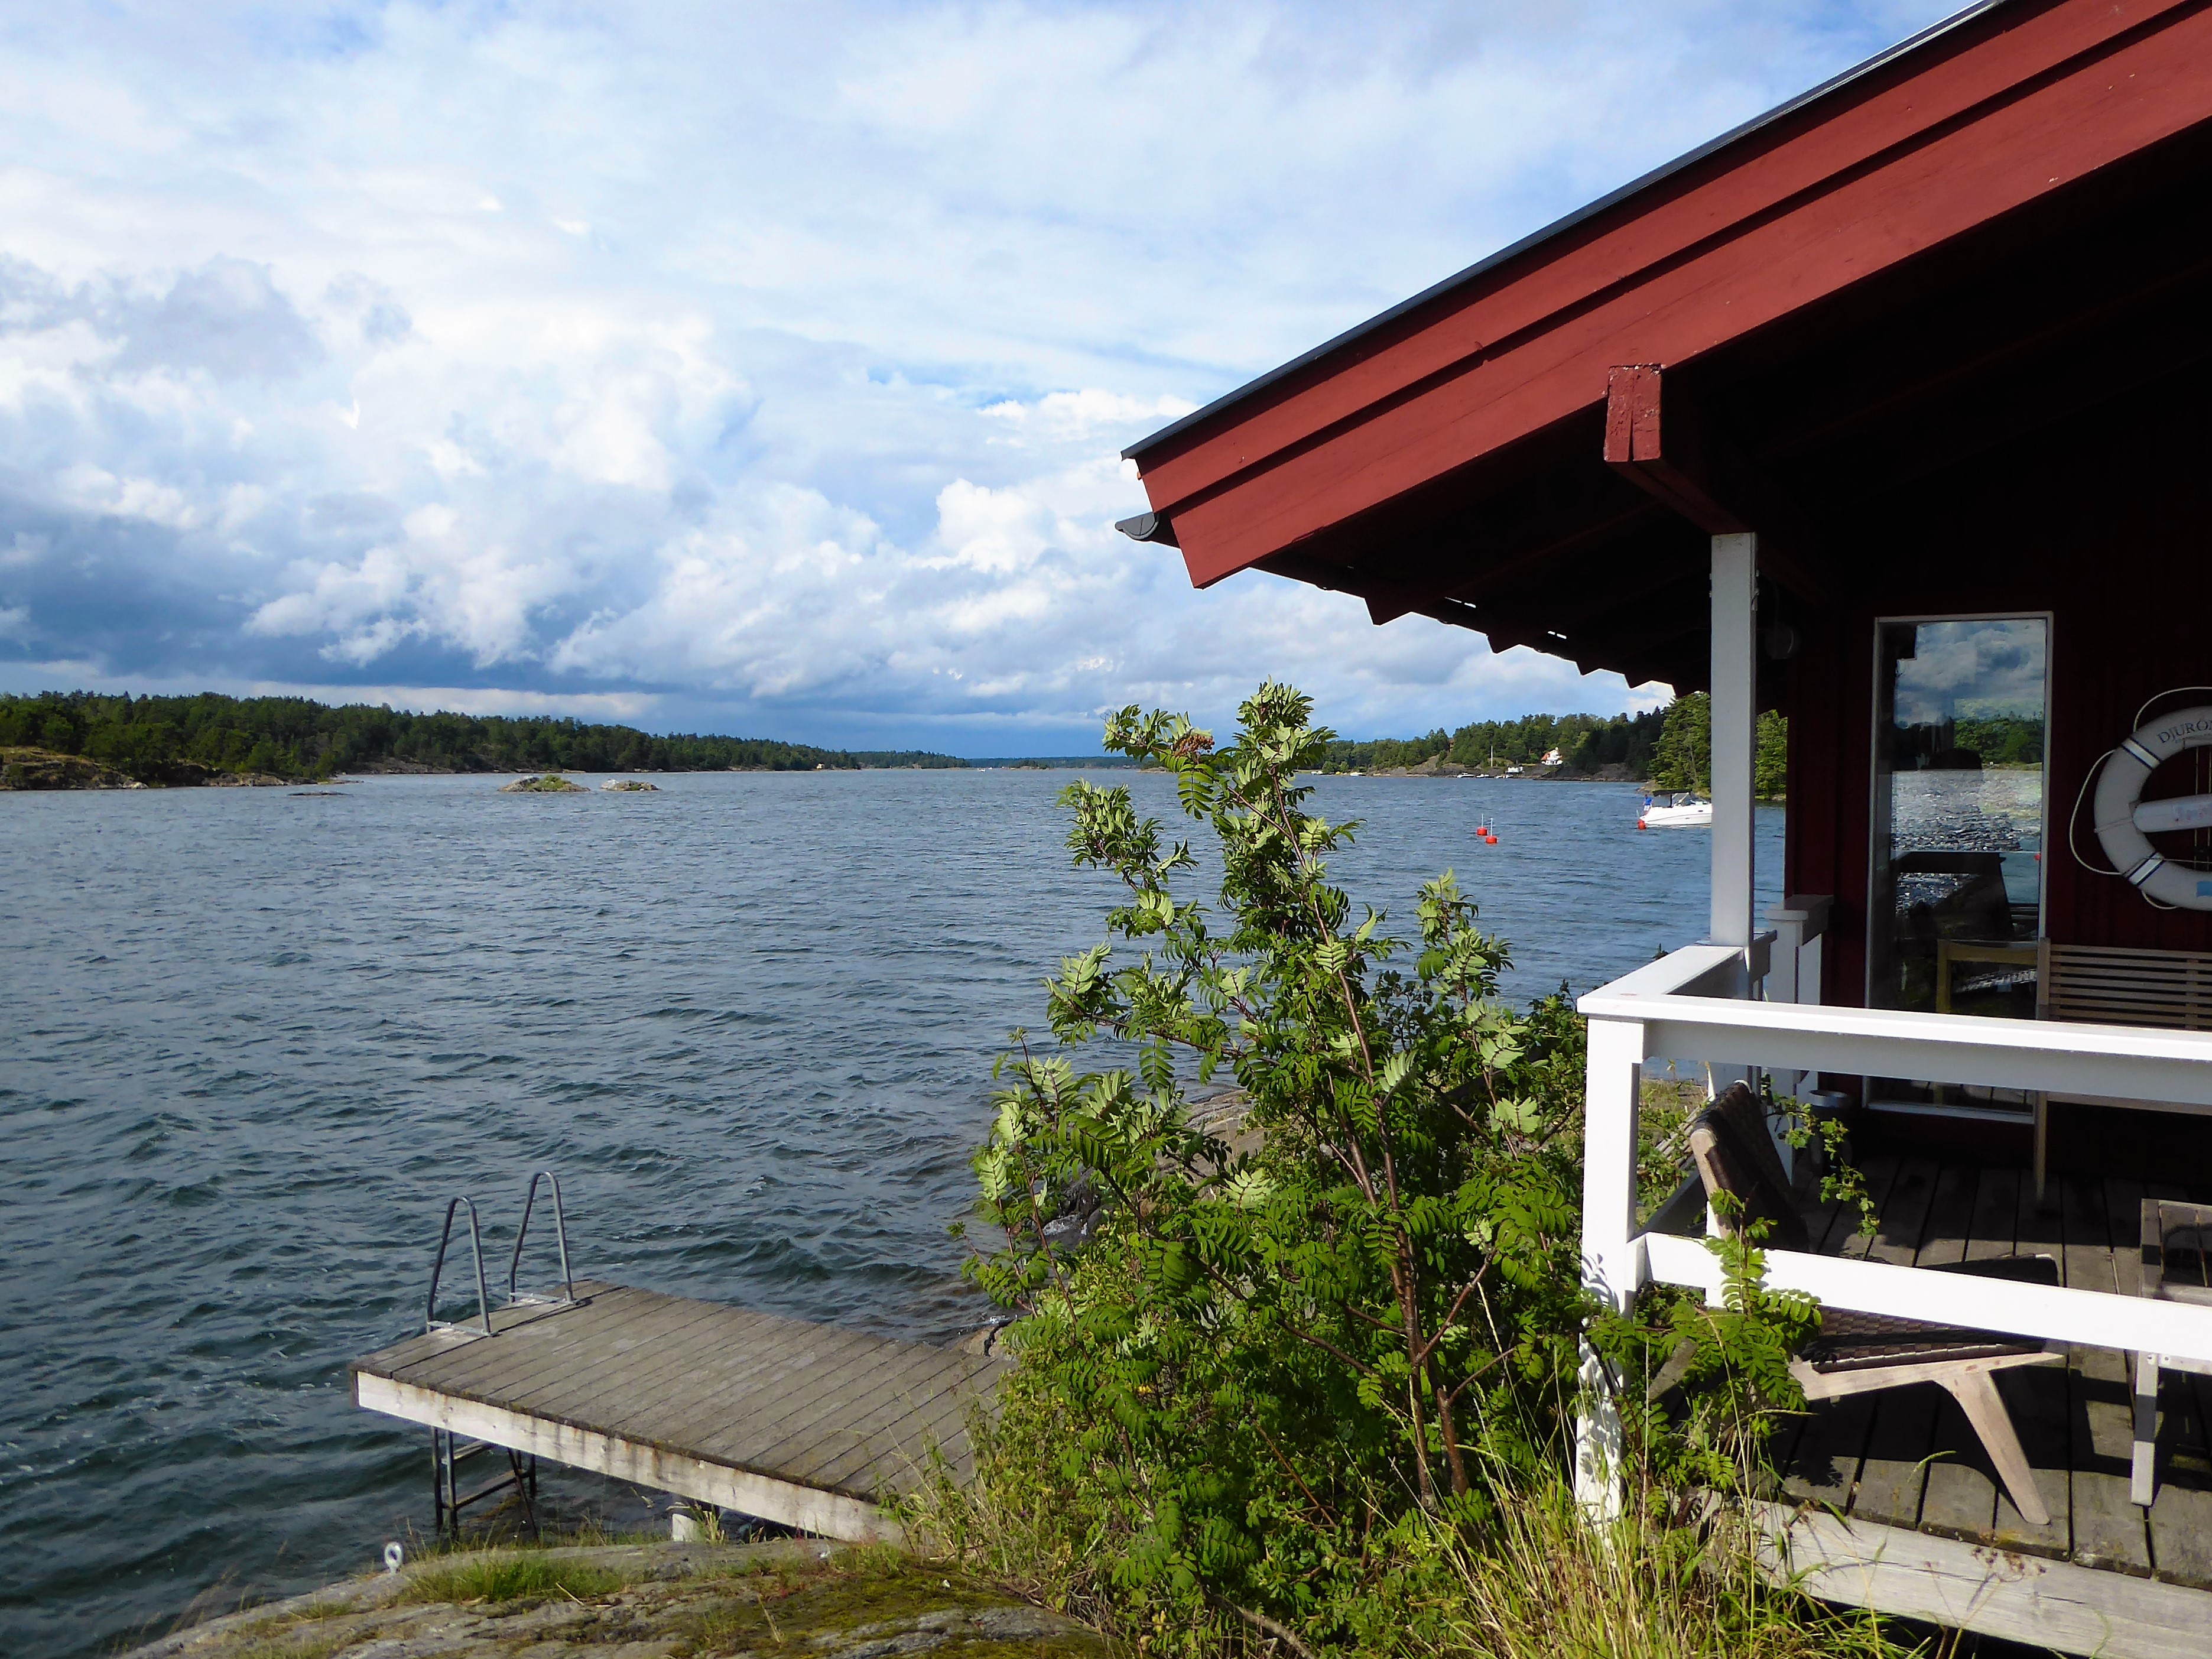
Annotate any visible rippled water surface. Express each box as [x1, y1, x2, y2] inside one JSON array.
[[1, 771, 1781, 1655]]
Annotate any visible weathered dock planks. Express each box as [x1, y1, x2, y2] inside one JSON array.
[[351, 1280, 1008, 1542], [1765, 1153, 2212, 1657]]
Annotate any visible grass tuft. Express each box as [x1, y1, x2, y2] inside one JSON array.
[[1420, 1482, 1910, 1659], [400, 1550, 624, 1605]]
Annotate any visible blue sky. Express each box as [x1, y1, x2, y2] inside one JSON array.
[[0, 1, 1958, 752]]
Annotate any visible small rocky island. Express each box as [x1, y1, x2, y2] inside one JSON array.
[[499, 774, 589, 793], [602, 778, 660, 791]]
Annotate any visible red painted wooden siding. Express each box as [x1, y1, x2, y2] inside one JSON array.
[[1785, 372, 2212, 1008]]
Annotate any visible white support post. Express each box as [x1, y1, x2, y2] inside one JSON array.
[[1576, 1015, 1646, 1522], [1710, 533, 1758, 950], [1762, 895, 1833, 1180]]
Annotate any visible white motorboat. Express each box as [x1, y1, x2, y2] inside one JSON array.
[[1638, 791, 1713, 828]]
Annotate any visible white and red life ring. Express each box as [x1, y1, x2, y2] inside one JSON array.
[[2093, 704, 2212, 910]]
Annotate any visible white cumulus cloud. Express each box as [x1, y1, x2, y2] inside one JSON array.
[[0, 0, 1957, 747]]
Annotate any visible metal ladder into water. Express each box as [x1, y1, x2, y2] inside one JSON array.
[[420, 1170, 577, 1534]]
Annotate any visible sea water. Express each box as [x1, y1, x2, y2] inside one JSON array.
[[0, 770, 1782, 1655]]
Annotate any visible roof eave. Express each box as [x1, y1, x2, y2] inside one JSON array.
[[1119, 0, 2013, 466]]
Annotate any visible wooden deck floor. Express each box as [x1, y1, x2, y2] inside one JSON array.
[[350, 1281, 1008, 1541], [1775, 1151, 2212, 1589]]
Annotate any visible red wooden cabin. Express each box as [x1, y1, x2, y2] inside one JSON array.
[[1116, 2, 2212, 1650]]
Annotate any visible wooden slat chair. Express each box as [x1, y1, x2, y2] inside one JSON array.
[[2132, 1199, 2212, 1506], [2035, 941, 2212, 1202], [1687, 1083, 2065, 1524]]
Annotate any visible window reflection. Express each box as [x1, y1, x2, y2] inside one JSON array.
[[1869, 617, 2048, 1021]]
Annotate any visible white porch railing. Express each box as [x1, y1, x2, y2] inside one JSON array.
[[1574, 933, 2212, 1509]]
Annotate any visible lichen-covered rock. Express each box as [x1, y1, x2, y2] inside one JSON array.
[[499, 774, 589, 793], [603, 779, 661, 791], [124, 1541, 1110, 1659]]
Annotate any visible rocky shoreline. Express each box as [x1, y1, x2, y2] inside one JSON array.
[[1329, 755, 1646, 783], [3, 748, 298, 791], [122, 1538, 1106, 1659], [1, 748, 293, 790]]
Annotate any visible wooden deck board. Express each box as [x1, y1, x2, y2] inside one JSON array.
[[680, 1342, 967, 1481], [1839, 1156, 1939, 1529], [2063, 1176, 2154, 1577], [1991, 1152, 2076, 1556], [1917, 1163, 2004, 1541], [606, 1320, 900, 1460], [1850, 1389, 1939, 1529], [392, 1285, 712, 1398], [1780, 1392, 1873, 1510], [1919, 1388, 2002, 1542], [782, 1355, 997, 1490], [717, 1351, 986, 1484], [518, 1307, 882, 1431], [380, 1286, 656, 1389], [1964, 1161, 2021, 1261], [480, 1296, 846, 1415], [1710, 1135, 2212, 1647], [1776, 1154, 2212, 1582], [2148, 1366, 2212, 1589], [352, 1282, 1009, 1540], [2142, 1178, 2212, 1589], [727, 1345, 982, 1473]]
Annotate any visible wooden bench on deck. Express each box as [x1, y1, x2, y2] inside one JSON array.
[[2034, 941, 2212, 1203]]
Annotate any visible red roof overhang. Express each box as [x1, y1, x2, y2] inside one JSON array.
[[1122, 0, 2212, 688]]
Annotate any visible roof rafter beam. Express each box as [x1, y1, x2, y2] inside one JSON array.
[[1361, 497, 1663, 626], [1603, 365, 1837, 604]]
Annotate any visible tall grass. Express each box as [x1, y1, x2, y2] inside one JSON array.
[[1420, 1483, 1911, 1659], [903, 1420, 1922, 1659], [399, 1551, 625, 1605]]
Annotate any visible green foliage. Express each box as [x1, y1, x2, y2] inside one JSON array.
[[1648, 694, 1712, 794], [0, 689, 965, 783], [1317, 709, 1665, 775], [1753, 710, 1788, 802], [959, 684, 1823, 1655], [1648, 697, 1789, 801]]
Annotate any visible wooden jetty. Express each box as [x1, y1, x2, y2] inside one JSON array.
[[351, 1278, 1008, 1542]]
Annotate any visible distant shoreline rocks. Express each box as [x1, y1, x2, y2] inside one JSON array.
[[1, 747, 295, 791], [1321, 756, 1647, 783], [2, 748, 144, 790], [499, 773, 589, 793]]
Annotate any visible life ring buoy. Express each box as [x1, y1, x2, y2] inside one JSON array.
[[2093, 704, 2212, 910]]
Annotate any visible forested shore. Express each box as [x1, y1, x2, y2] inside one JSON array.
[[1322, 696, 1791, 799], [1317, 707, 1665, 776], [0, 690, 965, 785]]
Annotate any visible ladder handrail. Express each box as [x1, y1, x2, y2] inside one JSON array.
[[507, 1170, 576, 1306], [425, 1196, 493, 1336]]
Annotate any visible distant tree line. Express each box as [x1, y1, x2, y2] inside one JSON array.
[[1318, 698, 1794, 800], [0, 690, 966, 782], [1317, 708, 1668, 775]]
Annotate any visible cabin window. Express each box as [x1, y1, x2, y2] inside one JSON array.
[[1867, 615, 2050, 1029]]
